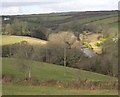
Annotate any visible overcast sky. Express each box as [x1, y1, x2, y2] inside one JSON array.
[[0, 0, 119, 15]]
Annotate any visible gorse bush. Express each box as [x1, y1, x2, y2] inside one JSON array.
[[95, 42, 101, 47], [83, 42, 93, 49]]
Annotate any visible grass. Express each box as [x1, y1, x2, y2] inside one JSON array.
[[20, 14, 72, 21], [2, 35, 47, 45], [109, 22, 119, 29], [3, 58, 117, 82], [63, 14, 117, 25], [39, 15, 72, 21], [2, 57, 118, 95], [3, 83, 118, 95], [89, 17, 118, 25], [87, 34, 101, 42], [81, 33, 105, 54]]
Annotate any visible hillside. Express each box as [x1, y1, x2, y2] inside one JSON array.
[[3, 11, 118, 22], [2, 10, 118, 95], [2, 35, 47, 45], [2, 10, 118, 30], [3, 58, 117, 82], [2, 58, 118, 95]]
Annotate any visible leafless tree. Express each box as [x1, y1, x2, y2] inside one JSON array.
[[48, 31, 80, 66], [13, 41, 33, 79]]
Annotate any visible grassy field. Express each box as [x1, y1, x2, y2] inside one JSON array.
[[2, 58, 118, 95], [87, 34, 104, 54], [3, 83, 118, 95], [6, 11, 117, 31], [63, 14, 117, 25], [2, 35, 47, 45], [89, 16, 118, 25], [2, 58, 117, 82], [109, 22, 119, 29]]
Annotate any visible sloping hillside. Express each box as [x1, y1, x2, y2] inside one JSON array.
[[2, 11, 118, 29], [2, 35, 47, 45], [2, 58, 118, 95], [3, 58, 117, 82]]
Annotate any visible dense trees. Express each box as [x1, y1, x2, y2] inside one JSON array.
[[77, 38, 118, 77], [48, 32, 82, 66], [2, 30, 118, 77], [2, 19, 49, 40], [31, 27, 47, 40], [2, 18, 102, 41], [3, 19, 30, 36]]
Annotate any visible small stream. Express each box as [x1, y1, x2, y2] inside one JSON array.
[[80, 44, 95, 58]]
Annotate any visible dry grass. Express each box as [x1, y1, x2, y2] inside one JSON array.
[[2, 35, 47, 45], [87, 34, 103, 54]]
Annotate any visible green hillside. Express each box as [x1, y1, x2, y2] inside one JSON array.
[[2, 11, 118, 30], [3, 58, 117, 82], [2, 58, 118, 95]]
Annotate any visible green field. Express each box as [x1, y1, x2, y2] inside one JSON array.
[[3, 83, 118, 95], [63, 15, 117, 25], [3, 58, 117, 82], [2, 35, 47, 45], [2, 58, 118, 95]]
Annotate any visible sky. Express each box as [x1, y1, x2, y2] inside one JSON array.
[[0, 0, 119, 15]]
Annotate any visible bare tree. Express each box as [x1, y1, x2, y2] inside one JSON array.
[[13, 41, 33, 79], [48, 31, 78, 66]]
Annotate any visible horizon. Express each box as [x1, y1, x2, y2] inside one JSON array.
[[1, 10, 118, 16], [0, 0, 119, 15]]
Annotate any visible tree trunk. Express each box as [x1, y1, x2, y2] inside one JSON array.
[[9, 45, 12, 57], [28, 69, 31, 79], [64, 45, 66, 67]]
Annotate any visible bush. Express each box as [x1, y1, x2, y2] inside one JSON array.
[[2, 45, 10, 57], [95, 42, 101, 47], [99, 38, 106, 42], [83, 42, 92, 49]]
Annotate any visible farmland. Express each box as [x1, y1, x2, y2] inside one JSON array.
[[2, 35, 47, 45], [3, 83, 118, 95], [2, 10, 118, 95], [2, 58, 118, 95]]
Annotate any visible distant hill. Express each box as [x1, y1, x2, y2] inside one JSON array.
[[2, 10, 118, 30], [2, 10, 118, 42]]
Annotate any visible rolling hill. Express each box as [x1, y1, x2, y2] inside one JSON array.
[[2, 35, 47, 45], [2, 10, 118, 30], [2, 58, 118, 95], [3, 58, 117, 82], [2, 10, 118, 95]]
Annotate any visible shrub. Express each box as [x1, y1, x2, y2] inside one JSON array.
[[83, 42, 92, 49], [95, 42, 101, 47], [99, 38, 106, 42], [2, 45, 10, 57]]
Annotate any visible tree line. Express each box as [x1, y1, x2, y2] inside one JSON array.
[[2, 32, 118, 77], [2, 18, 104, 41]]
